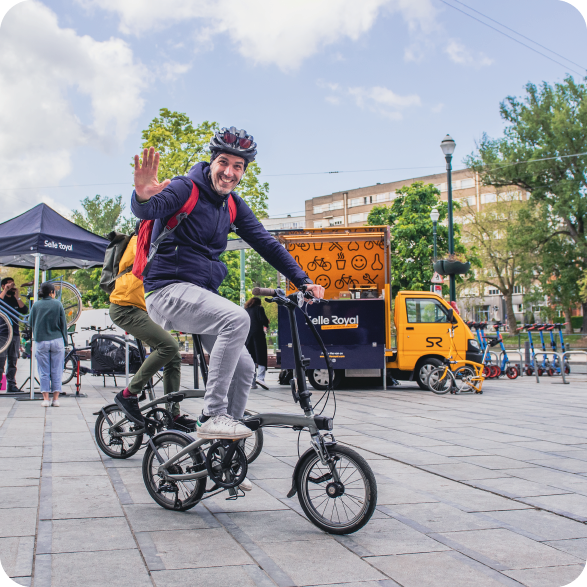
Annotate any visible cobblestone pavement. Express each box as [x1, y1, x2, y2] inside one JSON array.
[[1, 364, 587, 587]]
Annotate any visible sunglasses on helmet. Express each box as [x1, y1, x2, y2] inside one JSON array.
[[222, 130, 253, 149]]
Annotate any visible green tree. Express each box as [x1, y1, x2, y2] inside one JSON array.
[[458, 193, 541, 333], [367, 182, 470, 297], [466, 77, 587, 331], [71, 194, 134, 237]]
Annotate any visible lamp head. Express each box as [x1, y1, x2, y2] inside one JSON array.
[[440, 134, 456, 157], [430, 208, 440, 223]]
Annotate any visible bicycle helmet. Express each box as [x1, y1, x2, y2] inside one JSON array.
[[209, 126, 257, 169]]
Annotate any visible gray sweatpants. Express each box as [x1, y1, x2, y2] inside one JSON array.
[[146, 283, 254, 419]]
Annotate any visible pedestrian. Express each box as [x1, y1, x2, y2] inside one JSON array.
[[110, 232, 195, 429], [0, 277, 29, 392], [244, 297, 269, 388], [29, 282, 67, 407]]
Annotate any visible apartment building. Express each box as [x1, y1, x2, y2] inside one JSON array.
[[305, 169, 535, 323], [261, 214, 306, 231]]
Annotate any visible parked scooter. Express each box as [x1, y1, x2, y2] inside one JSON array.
[[522, 324, 541, 376], [487, 322, 519, 379]]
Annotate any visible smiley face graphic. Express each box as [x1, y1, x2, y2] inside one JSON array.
[[315, 274, 331, 289], [351, 255, 367, 271]]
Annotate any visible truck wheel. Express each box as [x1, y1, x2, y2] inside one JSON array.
[[308, 369, 343, 391], [415, 359, 443, 390]]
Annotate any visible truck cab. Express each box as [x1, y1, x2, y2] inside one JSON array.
[[388, 291, 482, 389]]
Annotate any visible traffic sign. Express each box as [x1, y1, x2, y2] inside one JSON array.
[[431, 272, 444, 284]]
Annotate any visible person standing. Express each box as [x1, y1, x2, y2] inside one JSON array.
[[244, 297, 269, 388], [29, 282, 67, 407], [0, 277, 28, 392]]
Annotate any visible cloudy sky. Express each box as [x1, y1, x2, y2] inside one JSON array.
[[0, 0, 585, 222]]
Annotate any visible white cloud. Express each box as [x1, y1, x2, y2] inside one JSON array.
[[445, 39, 493, 67], [76, 0, 438, 71], [0, 1, 147, 218], [325, 96, 341, 105], [348, 85, 421, 120], [432, 102, 444, 113]]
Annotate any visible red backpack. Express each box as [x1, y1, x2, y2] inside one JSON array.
[[133, 180, 237, 280]]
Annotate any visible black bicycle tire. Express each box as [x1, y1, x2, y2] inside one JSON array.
[[427, 366, 453, 394], [142, 432, 206, 511], [295, 444, 377, 535], [242, 411, 264, 464], [62, 356, 77, 385], [95, 405, 143, 459], [0, 313, 13, 355]]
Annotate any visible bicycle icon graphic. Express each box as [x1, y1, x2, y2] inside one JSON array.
[[334, 274, 359, 289], [307, 256, 332, 272]]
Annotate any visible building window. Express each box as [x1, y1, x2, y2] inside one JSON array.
[[328, 216, 344, 226], [517, 304, 523, 312], [482, 193, 497, 204], [461, 178, 475, 189], [488, 288, 500, 295], [375, 193, 389, 203], [363, 196, 373, 205], [329, 201, 343, 211], [313, 220, 324, 228], [313, 205, 324, 215], [436, 183, 446, 192], [349, 212, 367, 224], [349, 198, 362, 208], [513, 285, 523, 294]]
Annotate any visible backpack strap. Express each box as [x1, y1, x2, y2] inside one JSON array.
[[228, 194, 237, 231], [142, 182, 200, 277]]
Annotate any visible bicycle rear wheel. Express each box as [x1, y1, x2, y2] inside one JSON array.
[[0, 313, 13, 355], [454, 366, 477, 393], [54, 282, 82, 326], [427, 367, 453, 394], [142, 432, 206, 511], [242, 410, 264, 464], [95, 405, 143, 459], [62, 356, 77, 384]]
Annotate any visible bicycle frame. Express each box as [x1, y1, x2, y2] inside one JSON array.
[[151, 289, 336, 484], [0, 298, 29, 329]]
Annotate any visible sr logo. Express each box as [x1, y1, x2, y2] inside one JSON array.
[[426, 337, 442, 348]]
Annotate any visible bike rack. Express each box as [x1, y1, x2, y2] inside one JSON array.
[[560, 351, 587, 385]]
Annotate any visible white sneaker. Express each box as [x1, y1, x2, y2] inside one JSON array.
[[51, 400, 60, 407], [196, 414, 253, 440], [41, 400, 50, 407], [239, 477, 253, 491]]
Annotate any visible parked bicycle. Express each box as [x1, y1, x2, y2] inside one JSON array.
[[428, 311, 496, 394], [141, 287, 377, 534], [306, 256, 332, 272]]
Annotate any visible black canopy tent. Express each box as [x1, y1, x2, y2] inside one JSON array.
[[0, 203, 108, 398]]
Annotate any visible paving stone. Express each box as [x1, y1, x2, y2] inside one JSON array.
[[528, 458, 587, 474], [487, 508, 587, 541], [51, 475, 123, 519], [0, 486, 39, 510], [148, 528, 253, 569], [51, 548, 151, 587], [50, 461, 107, 477], [437, 528, 582, 569], [0, 508, 37, 538], [420, 463, 513, 480], [366, 551, 506, 587], [390, 502, 501, 532], [471, 476, 571, 498], [376, 484, 439, 506], [521, 494, 587, 520], [261, 539, 385, 585], [150, 565, 264, 587], [0, 457, 41, 471], [0, 472, 39, 487], [455, 455, 538, 470], [503, 564, 585, 587], [437, 490, 531, 513], [50, 517, 135, 553], [0, 536, 33, 578], [123, 504, 213, 532], [544, 538, 587, 560], [207, 483, 289, 513], [48, 449, 102, 463]]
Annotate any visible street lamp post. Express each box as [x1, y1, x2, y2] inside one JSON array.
[[430, 207, 439, 261], [440, 134, 456, 302]]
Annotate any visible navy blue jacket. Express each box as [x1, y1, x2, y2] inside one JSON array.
[[131, 162, 307, 294]]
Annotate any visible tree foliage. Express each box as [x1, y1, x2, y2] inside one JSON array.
[[367, 181, 471, 297], [466, 77, 587, 331], [71, 194, 134, 237]]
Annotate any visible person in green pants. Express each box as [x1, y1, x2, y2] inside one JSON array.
[[110, 234, 196, 429]]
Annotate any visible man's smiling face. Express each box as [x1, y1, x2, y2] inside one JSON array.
[[210, 152, 245, 195]]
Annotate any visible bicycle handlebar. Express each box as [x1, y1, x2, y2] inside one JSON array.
[[252, 287, 276, 296]]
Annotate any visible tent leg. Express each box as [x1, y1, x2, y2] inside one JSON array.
[[30, 254, 41, 400]]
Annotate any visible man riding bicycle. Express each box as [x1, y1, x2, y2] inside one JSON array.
[[127, 127, 324, 444]]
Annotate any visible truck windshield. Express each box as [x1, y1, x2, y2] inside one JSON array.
[[406, 298, 449, 323]]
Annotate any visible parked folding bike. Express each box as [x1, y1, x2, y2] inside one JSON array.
[[141, 287, 377, 534]]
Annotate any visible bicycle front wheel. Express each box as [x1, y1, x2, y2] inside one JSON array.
[[95, 405, 143, 459], [454, 366, 477, 393], [54, 282, 82, 326], [62, 356, 77, 384], [242, 410, 264, 464], [0, 313, 13, 355], [296, 444, 377, 534], [427, 367, 453, 394]]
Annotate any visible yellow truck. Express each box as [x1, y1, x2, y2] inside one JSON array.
[[276, 226, 482, 389]]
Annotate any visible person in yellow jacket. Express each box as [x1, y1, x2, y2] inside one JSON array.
[[110, 235, 196, 429]]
